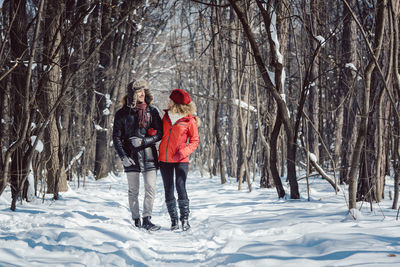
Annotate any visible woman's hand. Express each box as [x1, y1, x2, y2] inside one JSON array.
[[173, 145, 185, 161]]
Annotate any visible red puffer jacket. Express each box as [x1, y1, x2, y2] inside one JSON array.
[[158, 111, 199, 163]]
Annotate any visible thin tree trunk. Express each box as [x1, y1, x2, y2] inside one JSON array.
[[227, 7, 238, 179], [211, 4, 226, 184], [94, 0, 113, 179], [348, 0, 387, 210], [336, 0, 358, 184], [392, 115, 400, 209], [390, 0, 400, 210], [41, 0, 68, 194], [307, 0, 320, 161]]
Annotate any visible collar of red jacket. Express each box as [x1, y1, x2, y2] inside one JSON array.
[[164, 110, 194, 122]]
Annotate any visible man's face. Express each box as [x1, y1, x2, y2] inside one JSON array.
[[136, 89, 145, 104]]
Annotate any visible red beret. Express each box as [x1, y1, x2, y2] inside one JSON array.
[[169, 89, 191, 105]]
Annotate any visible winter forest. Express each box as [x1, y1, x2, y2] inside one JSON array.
[[1, 0, 400, 265]]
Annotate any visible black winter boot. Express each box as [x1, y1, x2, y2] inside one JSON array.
[[166, 200, 179, 230], [134, 218, 141, 228], [142, 216, 161, 231], [178, 199, 190, 231]]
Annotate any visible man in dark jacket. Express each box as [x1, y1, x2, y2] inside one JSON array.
[[112, 79, 163, 231]]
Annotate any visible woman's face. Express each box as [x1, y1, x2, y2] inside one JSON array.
[[167, 99, 174, 109], [136, 89, 145, 104]]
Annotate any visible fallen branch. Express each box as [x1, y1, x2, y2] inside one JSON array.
[[307, 152, 340, 192]]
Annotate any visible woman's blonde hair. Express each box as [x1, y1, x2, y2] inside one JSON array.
[[169, 101, 196, 116]]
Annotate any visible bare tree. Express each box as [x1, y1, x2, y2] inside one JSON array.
[[347, 0, 387, 210], [335, 0, 358, 185]]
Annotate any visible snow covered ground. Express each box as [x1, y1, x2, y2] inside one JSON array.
[[1, 169, 400, 266]]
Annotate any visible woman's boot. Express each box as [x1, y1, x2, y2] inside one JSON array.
[[178, 199, 190, 231], [166, 200, 179, 230]]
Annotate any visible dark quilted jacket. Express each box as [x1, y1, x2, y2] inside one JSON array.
[[112, 105, 163, 172]]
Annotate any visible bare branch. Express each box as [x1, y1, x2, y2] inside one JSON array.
[[191, 0, 230, 8]]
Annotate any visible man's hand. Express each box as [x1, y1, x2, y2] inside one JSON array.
[[122, 156, 135, 167], [129, 136, 143, 148]]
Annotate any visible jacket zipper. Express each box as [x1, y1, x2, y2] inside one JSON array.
[[165, 122, 173, 162]]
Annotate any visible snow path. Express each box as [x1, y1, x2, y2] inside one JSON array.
[[1, 170, 400, 266]]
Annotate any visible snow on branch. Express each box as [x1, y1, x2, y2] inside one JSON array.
[[307, 152, 339, 192], [95, 124, 108, 131], [345, 63, 357, 71], [65, 147, 85, 172], [269, 8, 283, 64], [315, 35, 326, 47], [267, 69, 275, 86], [30, 136, 43, 153], [233, 99, 257, 113]]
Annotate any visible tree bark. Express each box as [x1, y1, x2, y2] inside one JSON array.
[[336, 0, 358, 184], [211, 4, 226, 184], [94, 0, 113, 179], [390, 0, 400, 209], [227, 7, 238, 179], [348, 0, 387, 210], [41, 0, 68, 193], [307, 0, 320, 161]]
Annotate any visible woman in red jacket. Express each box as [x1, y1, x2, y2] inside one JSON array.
[[159, 89, 199, 231]]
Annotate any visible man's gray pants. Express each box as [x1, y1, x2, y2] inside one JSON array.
[[126, 170, 157, 219]]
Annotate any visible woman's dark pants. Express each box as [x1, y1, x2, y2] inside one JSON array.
[[160, 162, 190, 230]]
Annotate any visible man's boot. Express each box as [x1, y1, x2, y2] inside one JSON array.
[[134, 218, 141, 228], [178, 199, 190, 231], [166, 200, 179, 230], [142, 216, 161, 231]]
